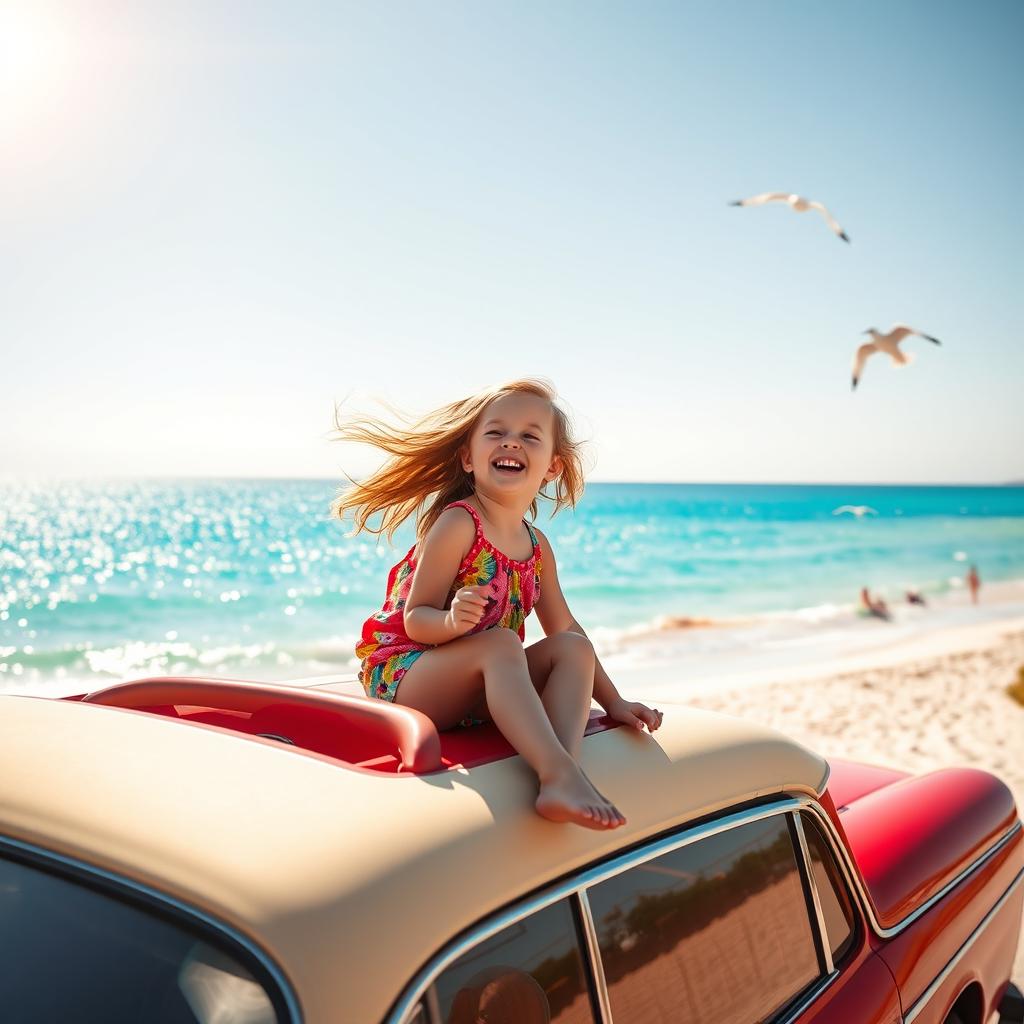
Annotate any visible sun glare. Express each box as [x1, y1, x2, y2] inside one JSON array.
[[0, 4, 74, 109]]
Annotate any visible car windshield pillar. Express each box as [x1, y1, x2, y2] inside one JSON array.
[[792, 812, 836, 975]]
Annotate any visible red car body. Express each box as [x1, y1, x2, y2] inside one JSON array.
[[808, 758, 1022, 1024]]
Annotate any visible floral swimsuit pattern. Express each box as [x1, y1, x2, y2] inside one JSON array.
[[356, 501, 543, 707]]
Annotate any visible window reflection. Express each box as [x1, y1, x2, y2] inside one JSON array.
[[587, 815, 821, 1024], [430, 900, 594, 1024]]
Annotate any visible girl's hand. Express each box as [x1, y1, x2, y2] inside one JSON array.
[[606, 698, 664, 733], [445, 585, 491, 638]]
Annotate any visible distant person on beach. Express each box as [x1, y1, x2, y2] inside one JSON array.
[[334, 378, 662, 831], [967, 565, 981, 604], [906, 589, 927, 607], [860, 587, 891, 621]]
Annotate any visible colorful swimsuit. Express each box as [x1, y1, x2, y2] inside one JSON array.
[[356, 501, 543, 703]]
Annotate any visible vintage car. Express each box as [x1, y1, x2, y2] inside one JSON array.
[[0, 675, 1022, 1024]]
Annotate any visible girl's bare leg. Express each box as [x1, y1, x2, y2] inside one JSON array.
[[525, 633, 624, 824], [436, 631, 624, 825], [463, 632, 595, 752], [393, 628, 623, 829], [525, 632, 595, 760]]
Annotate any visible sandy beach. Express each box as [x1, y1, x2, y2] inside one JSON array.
[[612, 616, 1024, 983]]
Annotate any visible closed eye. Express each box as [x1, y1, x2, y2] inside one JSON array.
[[524, 433, 540, 442]]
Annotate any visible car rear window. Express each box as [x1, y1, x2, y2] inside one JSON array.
[[428, 897, 596, 1023], [0, 851, 289, 1024], [585, 814, 821, 1024]]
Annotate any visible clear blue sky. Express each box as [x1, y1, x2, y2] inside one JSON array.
[[3, 0, 1022, 483]]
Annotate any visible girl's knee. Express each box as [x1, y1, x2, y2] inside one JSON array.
[[550, 630, 595, 666], [475, 627, 526, 662]]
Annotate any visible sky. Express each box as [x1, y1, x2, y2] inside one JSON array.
[[2, 0, 1022, 484]]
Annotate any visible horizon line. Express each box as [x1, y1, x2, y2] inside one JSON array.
[[1, 474, 1021, 489]]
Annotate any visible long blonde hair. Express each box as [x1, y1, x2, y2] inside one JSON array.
[[332, 378, 585, 542]]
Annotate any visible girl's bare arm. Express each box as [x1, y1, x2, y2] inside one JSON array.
[[403, 509, 485, 645], [534, 529, 662, 731], [533, 529, 624, 711]]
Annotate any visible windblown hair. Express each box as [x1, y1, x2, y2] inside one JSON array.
[[332, 378, 585, 542]]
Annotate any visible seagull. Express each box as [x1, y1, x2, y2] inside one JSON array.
[[833, 505, 878, 518], [729, 192, 850, 243], [852, 324, 942, 390]]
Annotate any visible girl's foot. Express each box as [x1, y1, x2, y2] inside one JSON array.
[[535, 767, 626, 830], [580, 769, 627, 827]]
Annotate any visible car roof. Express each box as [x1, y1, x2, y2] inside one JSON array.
[[0, 693, 828, 1024]]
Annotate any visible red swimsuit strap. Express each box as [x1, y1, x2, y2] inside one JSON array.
[[445, 502, 486, 571], [445, 500, 484, 533]]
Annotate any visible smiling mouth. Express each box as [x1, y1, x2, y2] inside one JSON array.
[[492, 458, 526, 474]]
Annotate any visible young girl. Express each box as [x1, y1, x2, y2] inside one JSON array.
[[335, 379, 663, 831]]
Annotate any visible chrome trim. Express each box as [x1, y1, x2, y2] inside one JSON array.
[[903, 867, 1024, 1024], [778, 969, 841, 1024], [391, 796, 807, 1023], [793, 813, 835, 974], [255, 732, 296, 745], [575, 889, 613, 1023], [0, 834, 303, 1024], [802, 802, 1023, 938], [560, 797, 807, 892]]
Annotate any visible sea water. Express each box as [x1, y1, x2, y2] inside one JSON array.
[[2, 480, 1023, 693]]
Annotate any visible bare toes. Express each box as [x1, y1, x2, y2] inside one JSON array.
[[602, 803, 623, 828], [536, 786, 611, 831]]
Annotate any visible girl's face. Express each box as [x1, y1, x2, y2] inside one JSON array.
[[461, 393, 563, 499]]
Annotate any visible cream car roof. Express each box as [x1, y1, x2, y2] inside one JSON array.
[[0, 694, 828, 1024]]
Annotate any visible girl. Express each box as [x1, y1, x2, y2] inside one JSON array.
[[335, 379, 662, 831]]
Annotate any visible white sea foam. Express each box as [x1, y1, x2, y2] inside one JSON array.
[[593, 578, 1024, 697]]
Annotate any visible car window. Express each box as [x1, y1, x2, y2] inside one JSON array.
[[428, 897, 596, 1024], [0, 852, 286, 1024], [586, 814, 821, 1024], [801, 814, 856, 963]]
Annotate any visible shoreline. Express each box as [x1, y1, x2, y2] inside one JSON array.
[[609, 612, 1024, 702], [599, 578, 1024, 702]]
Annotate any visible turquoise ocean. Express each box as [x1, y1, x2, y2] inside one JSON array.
[[2, 480, 1024, 694]]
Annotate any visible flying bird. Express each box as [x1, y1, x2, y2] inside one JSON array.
[[852, 324, 942, 390], [729, 192, 850, 243], [832, 505, 878, 518]]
